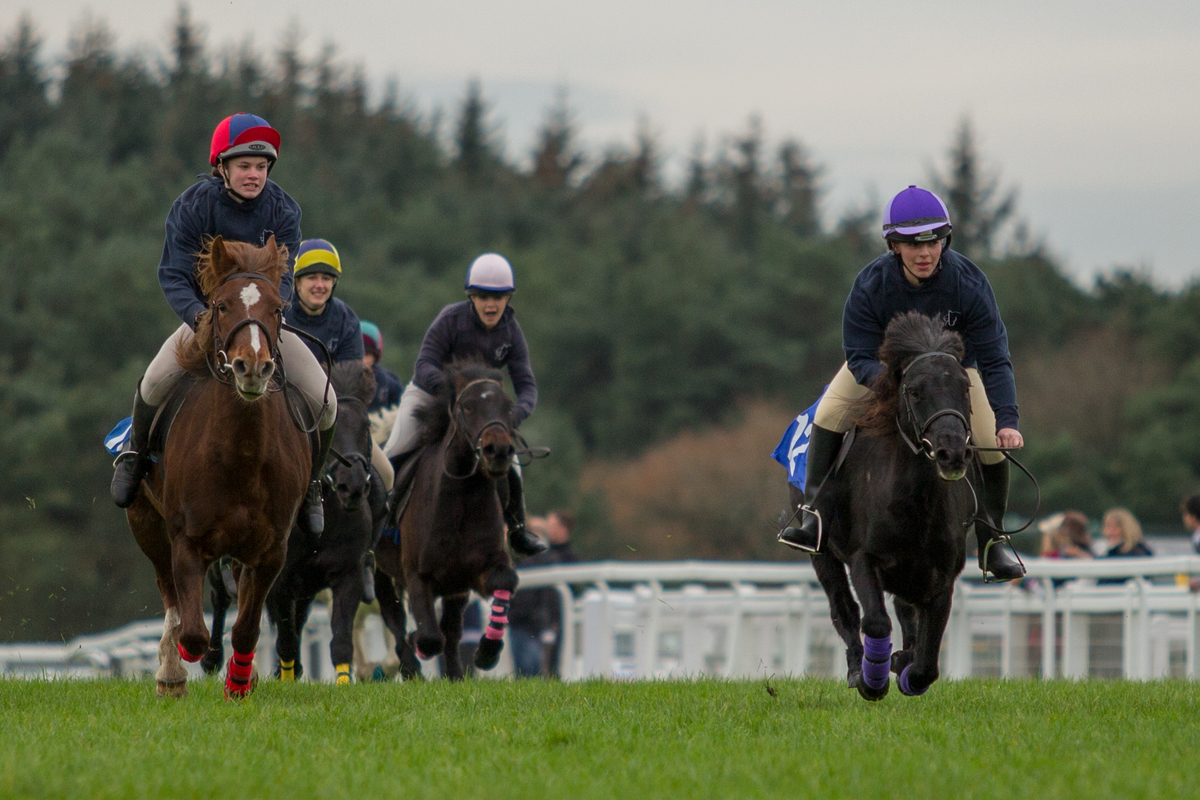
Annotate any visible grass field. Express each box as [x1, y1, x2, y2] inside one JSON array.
[[1, 677, 1198, 799]]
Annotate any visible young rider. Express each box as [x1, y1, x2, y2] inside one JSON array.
[[778, 185, 1026, 581], [382, 252, 547, 557], [285, 238, 394, 491], [360, 320, 403, 416], [109, 113, 337, 535]]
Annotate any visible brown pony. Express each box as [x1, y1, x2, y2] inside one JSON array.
[[375, 361, 519, 680], [126, 235, 310, 698]]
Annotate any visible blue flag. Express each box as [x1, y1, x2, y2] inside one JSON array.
[[104, 417, 132, 456], [771, 390, 825, 491]]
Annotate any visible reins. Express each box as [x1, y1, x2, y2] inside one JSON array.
[[441, 378, 549, 480]]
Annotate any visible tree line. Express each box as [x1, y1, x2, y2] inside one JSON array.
[[1, 9, 1197, 640]]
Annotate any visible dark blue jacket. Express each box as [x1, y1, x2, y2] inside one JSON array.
[[843, 249, 1019, 430], [413, 301, 537, 425], [159, 177, 302, 328], [369, 363, 403, 412], [285, 296, 363, 366]]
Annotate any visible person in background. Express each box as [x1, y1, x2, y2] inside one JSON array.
[[1101, 507, 1153, 558], [1037, 512, 1066, 557], [1050, 511, 1094, 560], [1182, 495, 1200, 555], [360, 320, 403, 447], [506, 510, 580, 677]]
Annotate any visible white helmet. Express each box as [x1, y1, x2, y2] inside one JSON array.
[[464, 253, 515, 293]]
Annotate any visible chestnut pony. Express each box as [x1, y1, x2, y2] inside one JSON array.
[[375, 361, 520, 680], [126, 235, 309, 698]]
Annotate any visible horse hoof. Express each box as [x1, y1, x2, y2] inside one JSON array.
[[850, 671, 889, 702], [890, 650, 914, 675], [200, 649, 224, 676], [411, 633, 443, 660], [156, 679, 188, 698], [371, 665, 388, 683], [473, 637, 503, 671], [898, 664, 930, 697]]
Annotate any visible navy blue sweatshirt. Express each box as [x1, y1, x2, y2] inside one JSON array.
[[843, 249, 1019, 430], [158, 176, 302, 327], [285, 296, 363, 366], [413, 302, 537, 425], [369, 364, 403, 412]]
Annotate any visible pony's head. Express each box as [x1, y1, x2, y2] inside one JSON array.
[[324, 362, 377, 512], [447, 360, 515, 479], [186, 235, 288, 400], [857, 311, 971, 481]]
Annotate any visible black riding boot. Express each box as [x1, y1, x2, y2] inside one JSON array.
[[110, 385, 157, 508], [503, 465, 548, 557], [976, 459, 1026, 582], [303, 425, 336, 535], [778, 424, 843, 552]]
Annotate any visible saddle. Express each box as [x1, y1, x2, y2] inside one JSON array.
[[381, 450, 423, 542]]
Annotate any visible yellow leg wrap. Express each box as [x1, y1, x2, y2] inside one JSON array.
[[335, 663, 351, 685], [279, 659, 295, 682]]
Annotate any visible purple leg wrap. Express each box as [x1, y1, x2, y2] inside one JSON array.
[[861, 634, 891, 691], [899, 664, 928, 696]]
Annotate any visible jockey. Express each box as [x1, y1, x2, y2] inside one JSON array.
[[778, 185, 1026, 582], [382, 252, 548, 557], [109, 113, 337, 535], [360, 320, 403, 414], [284, 238, 394, 492]]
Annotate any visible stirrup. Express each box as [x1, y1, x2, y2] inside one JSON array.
[[980, 535, 1025, 583], [777, 505, 822, 553]]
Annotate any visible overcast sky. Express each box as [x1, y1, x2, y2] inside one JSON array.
[[5, 0, 1199, 286]]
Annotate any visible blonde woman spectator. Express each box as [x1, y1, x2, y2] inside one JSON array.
[[1102, 507, 1153, 557]]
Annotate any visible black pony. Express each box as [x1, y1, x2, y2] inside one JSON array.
[[201, 362, 386, 683], [803, 311, 974, 700], [374, 360, 519, 681]]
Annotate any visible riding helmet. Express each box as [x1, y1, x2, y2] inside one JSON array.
[[294, 239, 342, 279], [464, 253, 515, 294], [361, 320, 383, 359], [209, 113, 281, 167], [882, 186, 952, 244]]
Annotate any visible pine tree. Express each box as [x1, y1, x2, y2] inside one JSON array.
[[454, 78, 500, 184], [775, 139, 821, 237], [929, 117, 1016, 260], [0, 15, 50, 157], [531, 87, 583, 190]]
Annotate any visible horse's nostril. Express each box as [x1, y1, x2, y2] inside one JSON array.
[[260, 361, 275, 380], [232, 358, 248, 376]]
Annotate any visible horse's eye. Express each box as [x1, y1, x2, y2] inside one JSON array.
[[217, 302, 228, 314], [463, 406, 473, 415]]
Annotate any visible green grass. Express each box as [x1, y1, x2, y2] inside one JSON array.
[[1, 677, 1198, 799]]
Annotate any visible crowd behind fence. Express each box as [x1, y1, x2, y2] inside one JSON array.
[[3, 558, 1200, 682]]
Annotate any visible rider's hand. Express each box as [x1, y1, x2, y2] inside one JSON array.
[[996, 428, 1023, 449]]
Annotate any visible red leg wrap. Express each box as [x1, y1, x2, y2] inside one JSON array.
[[225, 649, 255, 698], [178, 642, 204, 663]]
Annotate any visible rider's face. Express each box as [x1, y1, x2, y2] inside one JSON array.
[[296, 273, 336, 314], [221, 156, 270, 199], [470, 292, 511, 330], [892, 240, 944, 285]]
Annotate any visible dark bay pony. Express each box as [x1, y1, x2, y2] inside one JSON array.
[[126, 236, 309, 698], [804, 311, 974, 700], [375, 361, 519, 681], [264, 362, 384, 685]]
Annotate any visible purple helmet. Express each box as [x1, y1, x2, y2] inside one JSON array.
[[882, 186, 952, 243]]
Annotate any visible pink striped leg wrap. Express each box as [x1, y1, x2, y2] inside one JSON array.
[[225, 649, 255, 697], [484, 590, 511, 641]]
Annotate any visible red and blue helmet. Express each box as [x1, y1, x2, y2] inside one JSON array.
[[882, 186, 952, 243], [361, 320, 383, 358], [209, 113, 281, 167]]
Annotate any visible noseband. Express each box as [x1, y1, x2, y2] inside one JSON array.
[[896, 351, 971, 460]]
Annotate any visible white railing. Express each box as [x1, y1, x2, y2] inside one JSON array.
[[5, 557, 1200, 683]]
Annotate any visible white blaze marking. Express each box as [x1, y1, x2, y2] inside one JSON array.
[[250, 324, 261, 353], [240, 283, 262, 310]]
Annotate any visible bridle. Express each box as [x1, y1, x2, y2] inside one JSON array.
[[206, 272, 284, 390], [443, 378, 549, 480], [895, 351, 970, 460]]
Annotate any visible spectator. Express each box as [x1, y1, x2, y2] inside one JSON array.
[[1102, 507, 1153, 557], [1181, 495, 1200, 554], [1048, 511, 1094, 559], [1037, 512, 1066, 557], [507, 510, 580, 677]]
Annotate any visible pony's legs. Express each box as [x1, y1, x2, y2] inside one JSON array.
[[155, 606, 188, 697], [438, 593, 469, 681], [170, 537, 212, 662], [375, 570, 421, 680], [848, 553, 891, 700], [811, 553, 864, 684], [127, 503, 189, 696], [891, 597, 920, 676], [266, 582, 301, 681], [329, 576, 362, 684], [201, 561, 233, 675], [226, 550, 286, 697], [474, 563, 518, 671], [406, 576, 444, 659], [899, 588, 953, 697]]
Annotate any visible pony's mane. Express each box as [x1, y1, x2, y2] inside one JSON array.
[[413, 358, 506, 448], [850, 311, 966, 435], [330, 361, 377, 406], [176, 237, 290, 375]]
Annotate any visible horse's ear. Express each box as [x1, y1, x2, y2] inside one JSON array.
[[209, 236, 235, 278]]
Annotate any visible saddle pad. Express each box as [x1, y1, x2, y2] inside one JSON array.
[[771, 388, 825, 491], [104, 417, 133, 456]]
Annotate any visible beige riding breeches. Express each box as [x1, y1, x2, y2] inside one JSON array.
[[140, 323, 337, 431], [813, 362, 1005, 465], [382, 381, 438, 460]]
